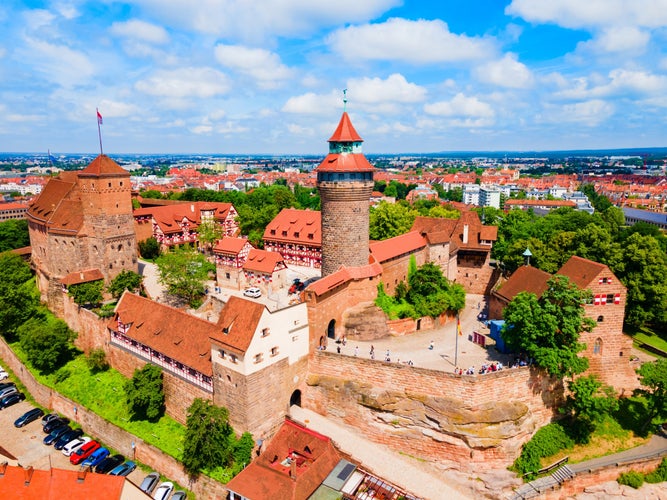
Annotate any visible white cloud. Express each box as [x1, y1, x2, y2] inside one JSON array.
[[506, 0, 667, 30], [135, 67, 230, 98], [21, 37, 95, 87], [214, 44, 292, 88], [130, 0, 399, 41], [23, 9, 56, 31], [282, 92, 339, 114], [348, 74, 427, 104], [424, 93, 495, 119], [327, 18, 495, 64], [54, 2, 79, 20], [557, 69, 667, 99], [550, 99, 615, 126], [110, 19, 170, 44], [287, 123, 315, 136], [474, 53, 534, 89], [6, 114, 41, 123], [96, 100, 140, 118]]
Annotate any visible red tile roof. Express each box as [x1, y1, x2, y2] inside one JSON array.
[[0, 465, 126, 500], [243, 248, 286, 274], [315, 153, 374, 173], [61, 268, 104, 286], [494, 265, 551, 302], [411, 216, 457, 244], [557, 255, 607, 289], [307, 261, 383, 296], [79, 154, 129, 177], [226, 419, 342, 500], [328, 112, 363, 143], [263, 208, 321, 246], [134, 201, 234, 236], [369, 231, 427, 263], [212, 296, 265, 354], [110, 293, 215, 375], [213, 237, 252, 255]]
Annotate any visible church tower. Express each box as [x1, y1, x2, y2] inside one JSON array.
[[316, 104, 374, 276]]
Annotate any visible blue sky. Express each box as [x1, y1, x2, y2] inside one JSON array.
[[2, 0, 667, 154]]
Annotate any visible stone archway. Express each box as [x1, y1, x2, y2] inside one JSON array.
[[289, 389, 302, 407], [327, 319, 336, 339]]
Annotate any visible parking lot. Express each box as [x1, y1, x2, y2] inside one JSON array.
[[0, 399, 145, 486]]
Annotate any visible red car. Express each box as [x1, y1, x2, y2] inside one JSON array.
[[69, 440, 100, 465]]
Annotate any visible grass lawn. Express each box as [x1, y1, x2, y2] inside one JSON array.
[[10, 343, 185, 459], [631, 326, 667, 357]]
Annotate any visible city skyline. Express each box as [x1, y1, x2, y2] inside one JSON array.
[[2, 0, 667, 155]]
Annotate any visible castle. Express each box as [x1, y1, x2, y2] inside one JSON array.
[[27, 111, 639, 469]]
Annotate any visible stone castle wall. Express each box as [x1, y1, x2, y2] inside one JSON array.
[[318, 180, 374, 276], [306, 351, 562, 468], [377, 249, 428, 296]]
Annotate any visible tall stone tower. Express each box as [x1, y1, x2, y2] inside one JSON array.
[[316, 110, 374, 276]]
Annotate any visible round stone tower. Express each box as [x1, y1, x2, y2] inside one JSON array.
[[316, 110, 374, 276]]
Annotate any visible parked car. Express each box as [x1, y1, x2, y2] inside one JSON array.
[[0, 368, 8, 381], [139, 472, 160, 494], [14, 407, 44, 428], [43, 425, 71, 445], [81, 447, 109, 468], [243, 287, 262, 298], [44, 417, 70, 434], [171, 491, 187, 500], [0, 386, 18, 400], [109, 460, 136, 477], [0, 392, 25, 409], [54, 428, 84, 450], [152, 481, 174, 500], [69, 440, 100, 465], [0, 382, 15, 391], [41, 412, 60, 426], [62, 436, 91, 457], [95, 454, 124, 474]]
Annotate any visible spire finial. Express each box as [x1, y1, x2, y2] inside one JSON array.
[[343, 89, 347, 112]]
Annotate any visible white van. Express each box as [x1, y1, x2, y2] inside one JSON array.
[[0, 386, 18, 399], [62, 436, 91, 457]]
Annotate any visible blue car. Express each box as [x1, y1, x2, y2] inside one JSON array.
[[43, 425, 71, 446], [81, 447, 109, 468], [109, 460, 137, 477]]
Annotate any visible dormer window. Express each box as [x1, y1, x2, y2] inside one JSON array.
[[262, 328, 270, 337]]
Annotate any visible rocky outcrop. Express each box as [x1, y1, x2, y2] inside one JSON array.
[[342, 301, 390, 340]]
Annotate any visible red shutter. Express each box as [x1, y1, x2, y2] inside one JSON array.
[[594, 295, 601, 305], [614, 294, 621, 304]]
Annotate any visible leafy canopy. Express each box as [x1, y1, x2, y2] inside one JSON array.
[[636, 358, 667, 431], [182, 398, 235, 475], [68, 280, 104, 307], [501, 275, 594, 379], [18, 315, 75, 373], [124, 364, 165, 422], [107, 270, 143, 299], [0, 251, 39, 338], [155, 247, 215, 306]]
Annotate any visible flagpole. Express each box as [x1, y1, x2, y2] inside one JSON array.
[[96, 108, 104, 155]]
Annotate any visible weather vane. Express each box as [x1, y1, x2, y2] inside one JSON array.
[[343, 89, 347, 112]]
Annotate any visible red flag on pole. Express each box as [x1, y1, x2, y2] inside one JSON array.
[[457, 316, 462, 336], [97, 109, 103, 125]]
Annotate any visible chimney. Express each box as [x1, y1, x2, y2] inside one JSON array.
[[290, 455, 297, 481], [23, 466, 34, 485], [77, 468, 88, 483], [0, 461, 7, 476], [462, 224, 469, 245]]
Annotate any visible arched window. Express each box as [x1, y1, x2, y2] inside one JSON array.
[[597, 315, 604, 322], [593, 338, 602, 355]]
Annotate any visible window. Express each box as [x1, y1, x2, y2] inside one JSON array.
[[294, 232, 299, 238], [597, 315, 604, 323], [262, 328, 270, 337], [254, 353, 263, 363], [606, 294, 614, 304], [593, 338, 602, 355], [219, 349, 225, 359], [230, 354, 237, 364], [225, 272, 230, 279], [282, 231, 288, 236], [270, 346, 279, 357]]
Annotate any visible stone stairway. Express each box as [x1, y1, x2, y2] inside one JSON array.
[[510, 465, 575, 499]]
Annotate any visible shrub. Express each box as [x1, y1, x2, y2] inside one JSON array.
[[645, 458, 667, 483], [512, 423, 574, 476], [54, 367, 72, 383], [86, 348, 109, 373], [617, 470, 644, 489]]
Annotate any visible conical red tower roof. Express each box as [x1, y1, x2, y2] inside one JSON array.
[[328, 112, 363, 143], [79, 155, 128, 176]]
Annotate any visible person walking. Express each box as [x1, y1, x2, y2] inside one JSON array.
[[370, 345, 375, 357], [429, 340, 434, 350], [354, 346, 359, 357]]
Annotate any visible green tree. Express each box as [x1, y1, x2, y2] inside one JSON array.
[[86, 348, 109, 373], [155, 247, 215, 306], [369, 201, 417, 240], [68, 280, 104, 307], [124, 364, 165, 421], [197, 220, 223, 252], [182, 398, 235, 475], [636, 359, 667, 431], [407, 263, 466, 318], [501, 275, 594, 379], [18, 316, 75, 373], [0, 252, 39, 338], [561, 375, 618, 443], [138, 237, 160, 259], [107, 270, 143, 299], [0, 219, 30, 251]]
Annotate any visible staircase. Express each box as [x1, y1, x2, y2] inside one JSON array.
[[510, 465, 575, 499]]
